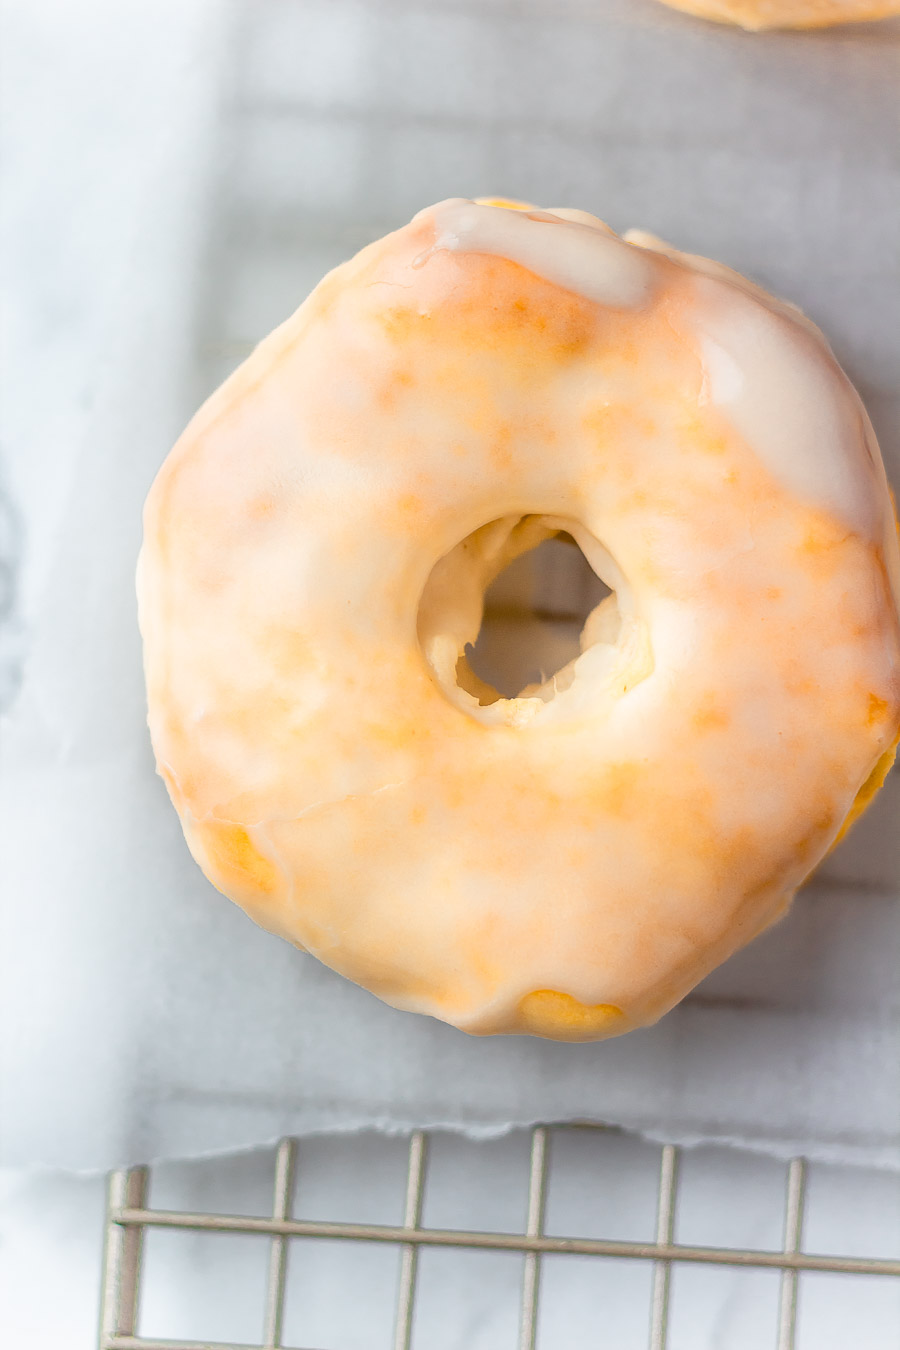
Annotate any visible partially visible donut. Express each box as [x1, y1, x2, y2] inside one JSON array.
[[655, 0, 900, 29], [138, 199, 900, 1041]]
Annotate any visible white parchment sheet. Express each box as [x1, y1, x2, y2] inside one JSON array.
[[2, 0, 899, 1172]]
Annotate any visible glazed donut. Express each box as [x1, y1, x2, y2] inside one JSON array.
[[655, 0, 900, 29], [138, 199, 900, 1042]]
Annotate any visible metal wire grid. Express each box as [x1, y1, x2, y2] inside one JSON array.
[[98, 1124, 900, 1350]]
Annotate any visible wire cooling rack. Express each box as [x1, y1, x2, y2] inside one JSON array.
[[98, 1124, 900, 1350]]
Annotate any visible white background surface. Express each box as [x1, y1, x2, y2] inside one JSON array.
[[1, 0, 899, 1344]]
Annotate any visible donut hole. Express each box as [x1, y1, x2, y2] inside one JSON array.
[[464, 533, 614, 702], [418, 515, 631, 721]]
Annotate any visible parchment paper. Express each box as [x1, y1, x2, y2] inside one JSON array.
[[2, 0, 899, 1172]]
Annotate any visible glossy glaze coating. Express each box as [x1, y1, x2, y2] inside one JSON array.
[[139, 200, 900, 1040]]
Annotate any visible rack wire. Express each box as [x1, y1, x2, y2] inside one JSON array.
[[98, 1123, 900, 1350]]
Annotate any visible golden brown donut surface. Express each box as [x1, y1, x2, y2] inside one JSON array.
[[138, 200, 900, 1041], [655, 0, 900, 29]]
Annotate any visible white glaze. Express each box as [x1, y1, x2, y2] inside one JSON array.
[[424, 206, 891, 549], [627, 230, 897, 553], [139, 201, 900, 1045], [697, 279, 887, 544], [416, 198, 655, 309]]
